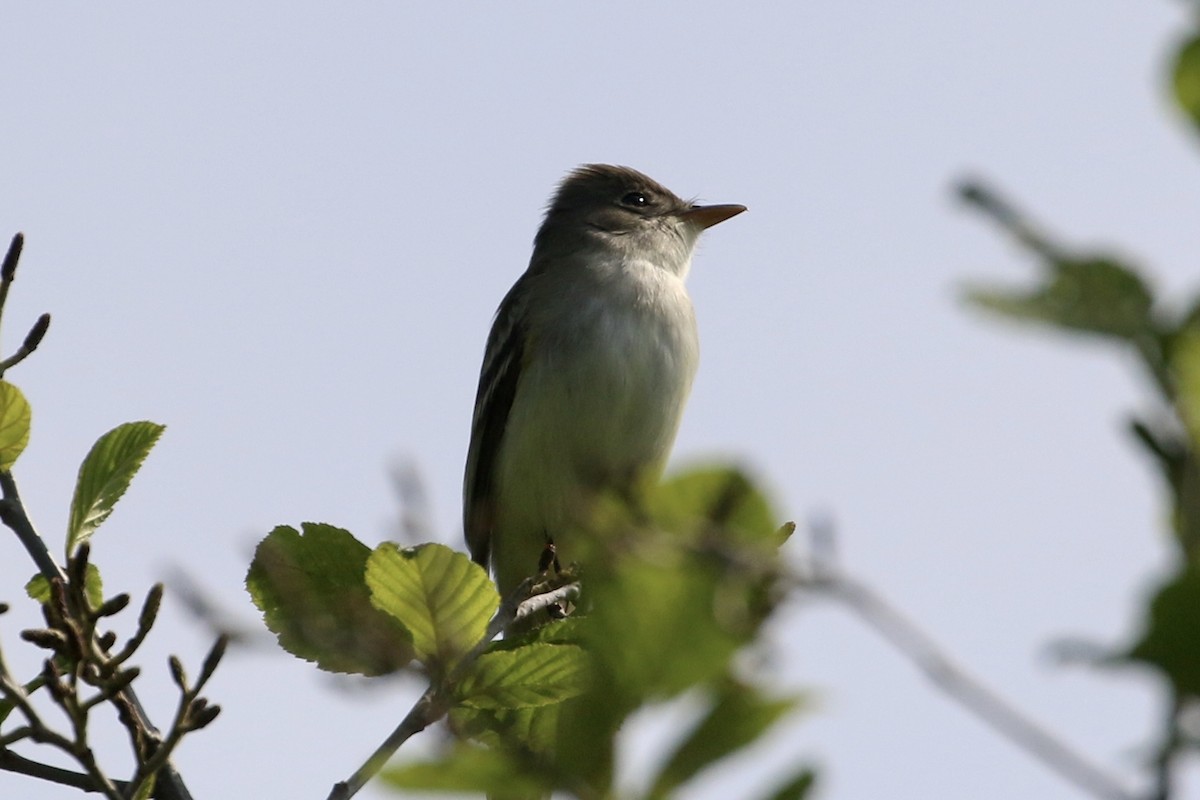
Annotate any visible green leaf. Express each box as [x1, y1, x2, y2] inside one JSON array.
[[366, 542, 498, 672], [547, 548, 778, 788], [449, 702, 564, 757], [457, 643, 591, 710], [246, 523, 415, 675], [1182, 291, 1200, 332], [0, 381, 31, 470], [964, 257, 1153, 341], [26, 565, 103, 610], [494, 465, 789, 794], [381, 743, 548, 797], [1172, 34, 1200, 131], [650, 466, 779, 548], [1128, 416, 1200, 559], [66, 421, 164, 553], [762, 768, 818, 800], [648, 682, 799, 798], [495, 615, 588, 649], [1122, 563, 1200, 696], [1172, 327, 1200, 452], [585, 560, 742, 702]]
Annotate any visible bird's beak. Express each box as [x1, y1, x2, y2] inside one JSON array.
[[681, 203, 747, 230]]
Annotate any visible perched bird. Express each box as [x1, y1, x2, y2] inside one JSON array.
[[464, 165, 745, 596]]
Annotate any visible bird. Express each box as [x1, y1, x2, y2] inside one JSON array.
[[463, 164, 745, 597]]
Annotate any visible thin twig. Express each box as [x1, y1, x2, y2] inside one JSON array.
[[325, 574, 580, 800], [0, 471, 63, 581], [126, 636, 226, 798], [0, 313, 51, 377], [0, 669, 122, 799], [1149, 692, 1185, 800], [0, 748, 132, 795], [162, 568, 264, 647], [798, 549, 1137, 800], [388, 461, 434, 544], [0, 233, 203, 799], [957, 180, 1071, 264], [0, 470, 196, 800], [326, 687, 448, 800], [514, 582, 579, 625], [0, 233, 25, 350]]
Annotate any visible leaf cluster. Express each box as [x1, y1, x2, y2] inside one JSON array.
[[960, 181, 1200, 684], [247, 467, 815, 800], [0, 233, 219, 800], [959, 29, 1200, 781]]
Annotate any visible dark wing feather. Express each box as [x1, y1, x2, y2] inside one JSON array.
[[464, 276, 529, 567]]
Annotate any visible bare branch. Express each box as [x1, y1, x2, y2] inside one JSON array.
[[0, 468, 197, 800], [796, 522, 1138, 800], [0, 313, 51, 377], [0, 749, 133, 795], [326, 687, 448, 800]]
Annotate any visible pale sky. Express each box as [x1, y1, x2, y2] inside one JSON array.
[[3, 3, 1200, 799]]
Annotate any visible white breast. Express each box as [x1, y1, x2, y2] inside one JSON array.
[[490, 257, 699, 586]]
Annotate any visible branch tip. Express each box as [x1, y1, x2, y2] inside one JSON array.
[[2, 233, 24, 282], [188, 702, 221, 731], [198, 635, 228, 685], [954, 177, 1018, 227], [23, 313, 50, 352], [138, 584, 164, 632], [168, 656, 186, 690], [96, 593, 131, 618]]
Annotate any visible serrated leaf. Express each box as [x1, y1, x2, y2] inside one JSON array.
[[66, 421, 164, 553], [246, 523, 415, 675], [964, 257, 1153, 341], [1121, 563, 1200, 696], [381, 743, 548, 797], [457, 643, 591, 710], [366, 542, 498, 671], [0, 381, 31, 470], [492, 616, 588, 649], [26, 565, 103, 610], [449, 702, 563, 756], [648, 682, 799, 798], [1172, 33, 1200, 131]]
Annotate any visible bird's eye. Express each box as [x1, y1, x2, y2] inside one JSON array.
[[620, 191, 649, 208]]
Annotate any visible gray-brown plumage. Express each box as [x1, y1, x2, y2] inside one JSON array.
[[464, 165, 744, 595]]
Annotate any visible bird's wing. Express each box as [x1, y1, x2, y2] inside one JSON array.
[[463, 275, 530, 568]]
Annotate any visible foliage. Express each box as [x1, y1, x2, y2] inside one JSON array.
[[0, 381, 31, 471], [67, 422, 165, 555], [3, 9, 1200, 800], [956, 21, 1200, 781], [247, 523, 416, 675], [0, 233, 222, 800], [247, 467, 813, 800], [242, 16, 1200, 799]]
